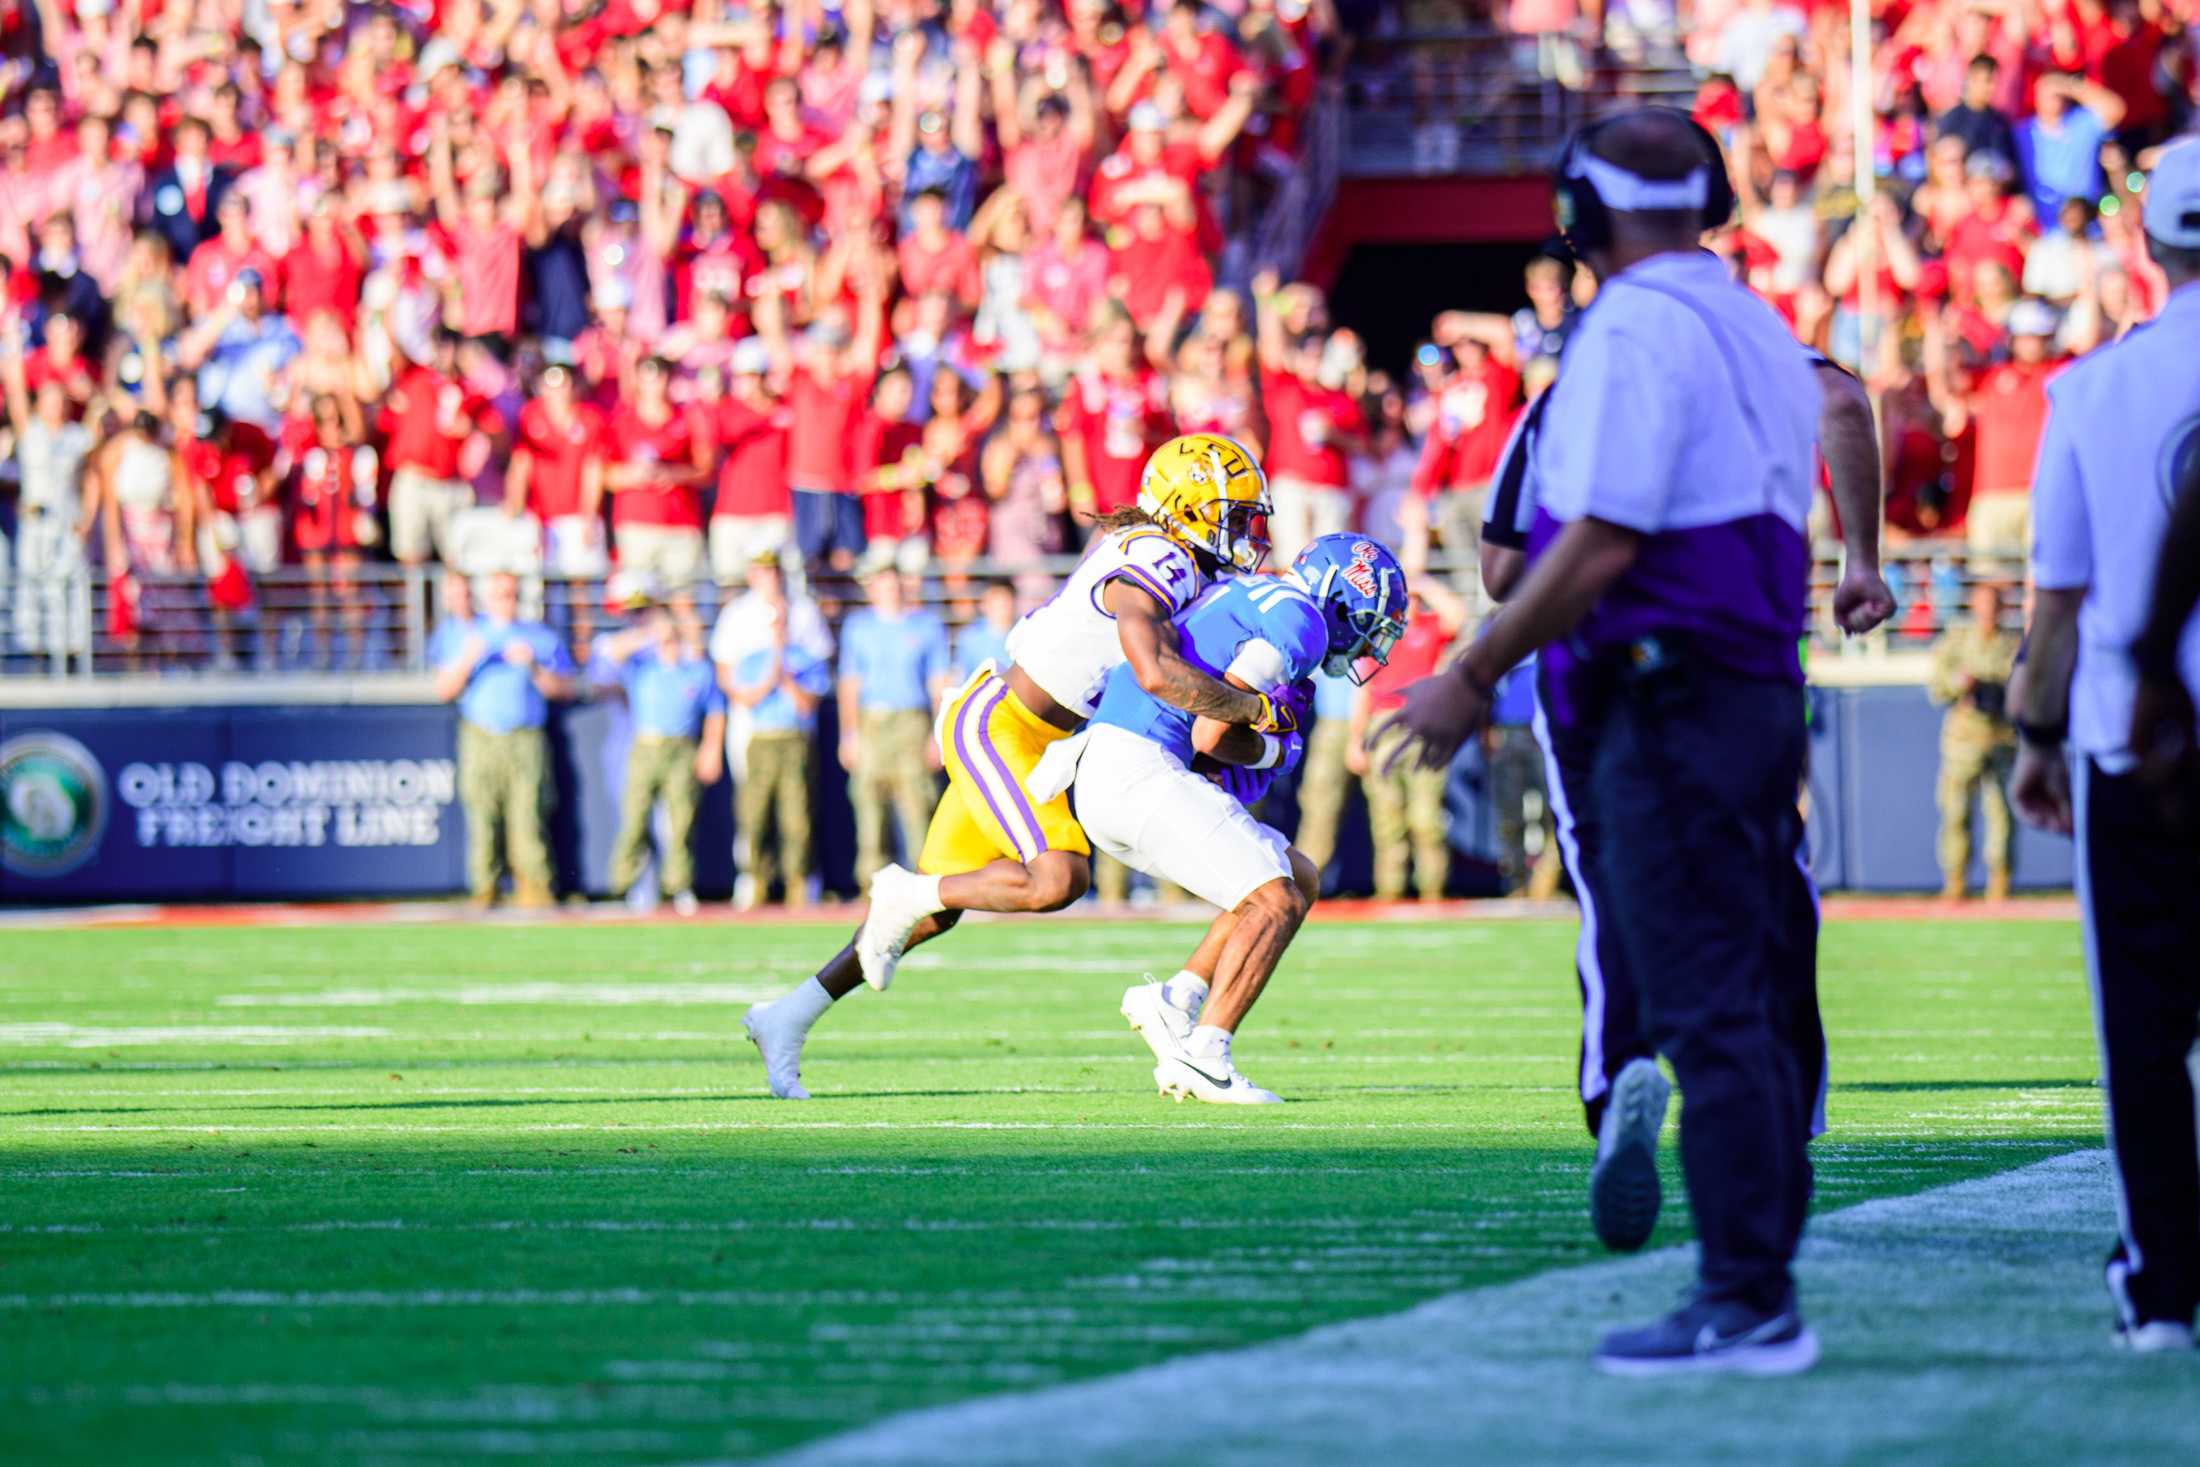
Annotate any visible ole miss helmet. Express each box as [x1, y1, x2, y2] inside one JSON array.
[[1289, 534, 1409, 685]]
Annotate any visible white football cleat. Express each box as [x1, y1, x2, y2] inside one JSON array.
[[1121, 979, 1196, 1064], [1154, 1049, 1282, 1105], [742, 1003, 811, 1100], [856, 864, 937, 992]]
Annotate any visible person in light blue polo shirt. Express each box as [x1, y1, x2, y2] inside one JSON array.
[[1289, 670, 1360, 893], [2013, 73, 2126, 220], [432, 570, 577, 907], [837, 566, 951, 883], [591, 577, 728, 913], [729, 605, 833, 909], [175, 268, 302, 432]]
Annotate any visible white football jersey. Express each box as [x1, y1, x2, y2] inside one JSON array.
[[1006, 526, 1208, 717]]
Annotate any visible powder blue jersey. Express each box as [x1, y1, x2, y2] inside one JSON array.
[[1089, 575, 1331, 765]]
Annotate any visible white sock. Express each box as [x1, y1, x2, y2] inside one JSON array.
[[1189, 1024, 1233, 1059], [1161, 971, 1210, 1016], [776, 977, 835, 1034], [909, 872, 945, 915]]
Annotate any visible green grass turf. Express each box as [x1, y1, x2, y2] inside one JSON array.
[[0, 917, 2103, 1464]]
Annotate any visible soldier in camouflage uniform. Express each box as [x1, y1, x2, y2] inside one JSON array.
[[591, 589, 727, 911], [1352, 583, 1470, 902], [1928, 581, 2020, 900], [433, 571, 577, 909], [1291, 673, 1358, 889], [837, 568, 950, 887]]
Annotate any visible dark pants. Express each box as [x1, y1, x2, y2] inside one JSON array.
[[1539, 670, 1828, 1146], [1588, 664, 1818, 1312], [2076, 757, 2200, 1328], [792, 488, 866, 568]]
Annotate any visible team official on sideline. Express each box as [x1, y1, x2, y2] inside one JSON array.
[[1386, 108, 1893, 1376], [2011, 134, 2200, 1355]]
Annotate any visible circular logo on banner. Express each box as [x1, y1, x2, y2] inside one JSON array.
[[0, 733, 109, 877]]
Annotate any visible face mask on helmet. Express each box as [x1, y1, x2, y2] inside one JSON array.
[[1326, 603, 1407, 684], [1208, 499, 1271, 573]]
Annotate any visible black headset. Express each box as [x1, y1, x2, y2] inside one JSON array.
[[1550, 107, 1737, 255]]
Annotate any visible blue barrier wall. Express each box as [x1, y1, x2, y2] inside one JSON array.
[[0, 705, 466, 900], [0, 686, 2069, 902]]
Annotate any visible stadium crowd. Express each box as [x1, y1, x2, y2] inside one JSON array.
[[0, 0, 2194, 904], [0, 0, 1347, 668]]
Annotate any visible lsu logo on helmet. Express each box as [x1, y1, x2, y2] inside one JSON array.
[[1138, 433, 1272, 573]]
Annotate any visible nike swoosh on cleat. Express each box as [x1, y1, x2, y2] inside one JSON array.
[[1694, 1316, 1792, 1354], [1176, 1061, 1236, 1089]]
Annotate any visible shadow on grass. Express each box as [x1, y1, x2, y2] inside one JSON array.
[[1839, 1080, 2100, 1093]]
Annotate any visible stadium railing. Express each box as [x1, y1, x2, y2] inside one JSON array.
[[0, 543, 2004, 690], [1336, 26, 1700, 178]]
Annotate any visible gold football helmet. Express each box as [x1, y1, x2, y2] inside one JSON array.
[[1136, 433, 1272, 573]]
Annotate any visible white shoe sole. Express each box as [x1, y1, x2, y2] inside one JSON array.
[[856, 866, 924, 992], [1120, 984, 1192, 1065], [1153, 1060, 1283, 1105], [1593, 1328, 1821, 1378], [2116, 1323, 2197, 1353], [742, 1007, 810, 1101], [1590, 1059, 1669, 1253]]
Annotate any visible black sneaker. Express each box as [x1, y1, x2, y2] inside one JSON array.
[[1593, 1295, 1820, 1378], [2106, 1249, 2197, 1354], [1590, 1058, 1669, 1252]]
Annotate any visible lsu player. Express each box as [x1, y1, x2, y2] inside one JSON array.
[[1067, 533, 1409, 1103], [741, 434, 1292, 1099]]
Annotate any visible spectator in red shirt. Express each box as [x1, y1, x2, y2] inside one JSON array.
[[1023, 196, 1110, 368], [756, 272, 885, 573], [1405, 330, 1523, 600], [1057, 308, 1172, 516], [1109, 198, 1213, 323], [508, 361, 610, 587], [920, 368, 997, 582], [20, 311, 96, 417], [281, 197, 367, 331], [708, 338, 796, 585], [671, 190, 763, 324], [1254, 273, 1368, 563], [1346, 580, 1471, 901], [183, 190, 280, 316], [856, 367, 931, 573], [184, 406, 282, 575], [285, 392, 380, 666], [606, 355, 712, 607], [989, 49, 1096, 228], [428, 115, 532, 345], [1938, 297, 2063, 557], [379, 330, 499, 568], [897, 187, 980, 307], [205, 84, 264, 173], [1153, 0, 1249, 121]]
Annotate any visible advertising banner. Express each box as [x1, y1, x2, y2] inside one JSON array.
[[0, 706, 465, 901]]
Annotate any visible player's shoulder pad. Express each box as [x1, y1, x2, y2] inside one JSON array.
[[1112, 528, 1201, 608], [1273, 586, 1333, 679]]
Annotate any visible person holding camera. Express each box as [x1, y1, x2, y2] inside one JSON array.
[[1928, 580, 2020, 901]]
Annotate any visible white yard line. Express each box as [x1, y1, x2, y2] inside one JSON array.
[[14, 1120, 1494, 1135], [762, 1150, 2197, 1467]]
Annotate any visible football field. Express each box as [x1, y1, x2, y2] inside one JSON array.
[[0, 913, 2189, 1465]]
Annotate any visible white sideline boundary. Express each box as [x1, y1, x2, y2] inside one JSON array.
[[763, 1151, 2199, 1467]]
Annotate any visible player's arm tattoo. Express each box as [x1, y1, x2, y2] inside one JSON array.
[[1107, 580, 1264, 724]]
